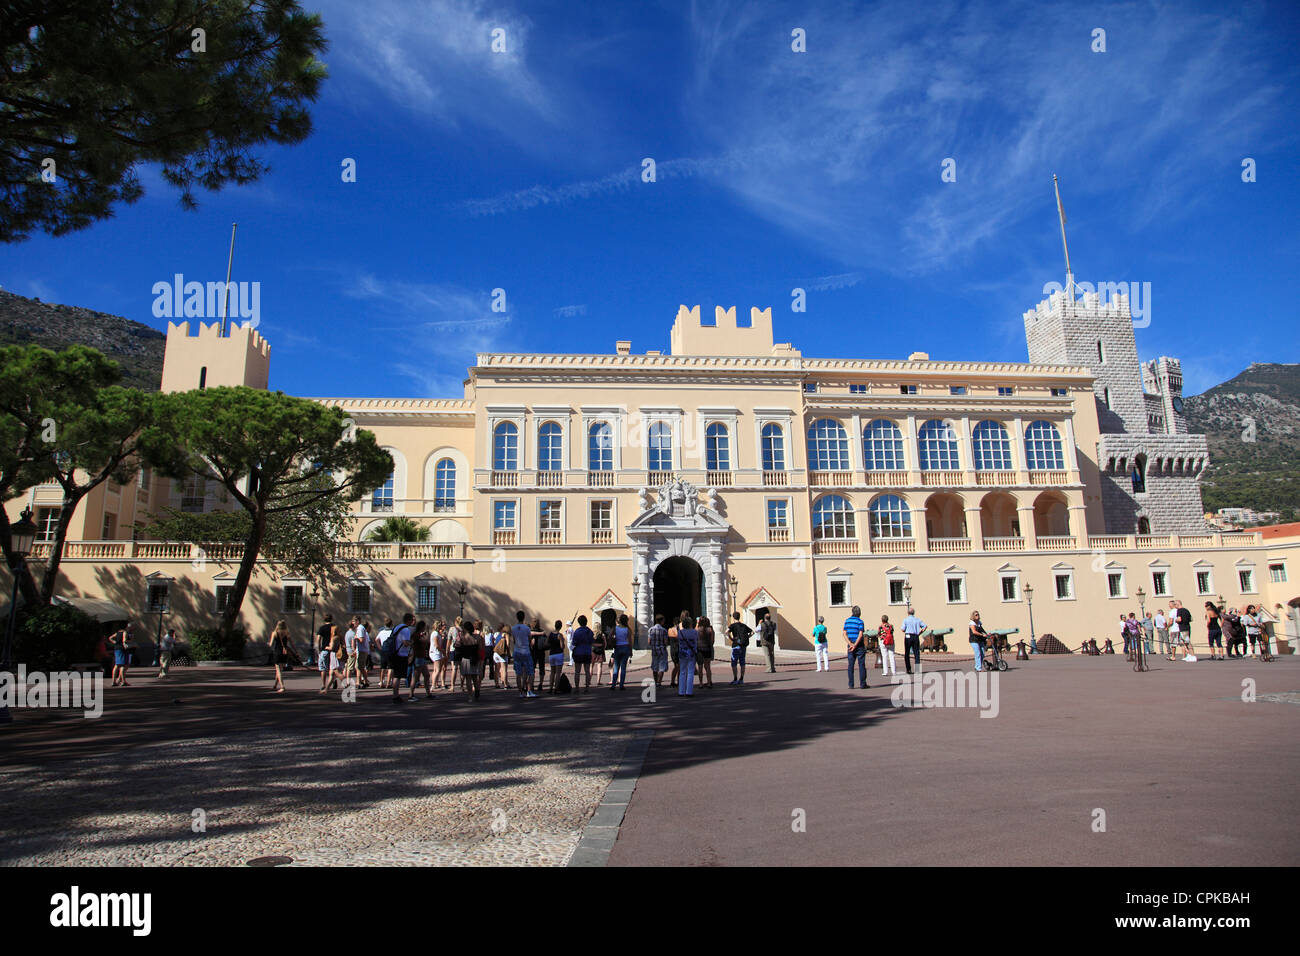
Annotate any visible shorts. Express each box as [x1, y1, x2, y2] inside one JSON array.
[[413, 657, 428, 667], [318, 654, 329, 673], [513, 652, 534, 677], [548, 653, 564, 668], [651, 648, 668, 672], [346, 652, 360, 671], [697, 647, 714, 661], [572, 653, 592, 667], [1208, 631, 1222, 648], [731, 647, 747, 665], [670, 646, 679, 664], [113, 651, 127, 667], [390, 656, 409, 680], [363, 652, 372, 669], [591, 648, 606, 661], [459, 658, 479, 677]]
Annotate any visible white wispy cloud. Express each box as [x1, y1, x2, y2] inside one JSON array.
[[345, 274, 513, 395], [679, 0, 1291, 275]]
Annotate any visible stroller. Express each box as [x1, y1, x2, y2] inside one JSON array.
[[983, 632, 1009, 672]]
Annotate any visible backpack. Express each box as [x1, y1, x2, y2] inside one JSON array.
[[554, 673, 572, 694], [383, 624, 407, 658]]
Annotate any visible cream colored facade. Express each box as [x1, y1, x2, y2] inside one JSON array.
[[7, 306, 1300, 654]]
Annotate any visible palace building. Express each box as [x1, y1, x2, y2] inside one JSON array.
[[10, 290, 1298, 653]]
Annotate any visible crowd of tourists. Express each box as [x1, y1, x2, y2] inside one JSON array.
[[301, 608, 783, 701], [1116, 599, 1273, 662]]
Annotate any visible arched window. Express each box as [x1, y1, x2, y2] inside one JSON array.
[[492, 422, 518, 471], [863, 419, 905, 470], [588, 422, 613, 471], [807, 419, 850, 470], [811, 494, 856, 539], [1131, 454, 1146, 494], [917, 420, 960, 470], [1024, 420, 1065, 471], [371, 472, 394, 512], [761, 423, 786, 471], [433, 459, 455, 510], [971, 420, 1013, 470], [705, 423, 730, 471], [1137, 516, 1151, 535], [648, 422, 673, 471], [869, 494, 912, 538], [537, 421, 563, 472]]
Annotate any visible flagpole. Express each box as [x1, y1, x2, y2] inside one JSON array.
[[220, 222, 238, 336], [1053, 175, 1073, 298]]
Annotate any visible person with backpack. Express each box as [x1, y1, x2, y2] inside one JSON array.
[[647, 614, 670, 686], [759, 612, 778, 673], [727, 612, 752, 685], [878, 615, 897, 677], [385, 613, 414, 702], [811, 616, 829, 672], [317, 614, 336, 692], [1175, 601, 1193, 659], [407, 621, 434, 700], [456, 620, 483, 701], [570, 615, 595, 693], [1123, 613, 1143, 662], [844, 607, 867, 688], [696, 616, 716, 689]]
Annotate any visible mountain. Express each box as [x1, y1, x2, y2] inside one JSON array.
[[0, 289, 165, 391], [1182, 363, 1300, 522]]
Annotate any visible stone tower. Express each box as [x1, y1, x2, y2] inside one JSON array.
[[1024, 288, 1208, 534]]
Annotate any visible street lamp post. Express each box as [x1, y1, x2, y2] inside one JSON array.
[[728, 574, 738, 618], [1134, 586, 1148, 672], [631, 577, 640, 649], [309, 584, 320, 665], [2, 508, 39, 723], [1024, 582, 1037, 653]]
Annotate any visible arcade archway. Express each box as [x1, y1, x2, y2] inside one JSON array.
[[653, 556, 704, 626]]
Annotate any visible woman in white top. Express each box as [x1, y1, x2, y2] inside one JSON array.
[[431, 620, 448, 690], [446, 617, 462, 690]]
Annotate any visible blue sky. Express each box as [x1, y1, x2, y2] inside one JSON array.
[[2, 0, 1297, 399]]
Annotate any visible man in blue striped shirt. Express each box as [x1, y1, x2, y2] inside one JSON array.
[[844, 606, 867, 688]]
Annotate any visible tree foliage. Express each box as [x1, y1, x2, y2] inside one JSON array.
[[0, 0, 328, 242], [143, 387, 392, 636], [363, 516, 430, 542]]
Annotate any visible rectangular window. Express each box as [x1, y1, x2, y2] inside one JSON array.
[[350, 583, 372, 613], [899, 384, 917, 395], [888, 580, 905, 605], [766, 499, 788, 530], [1107, 572, 1125, 598], [101, 512, 117, 539], [371, 473, 394, 512], [1196, 571, 1212, 595], [1055, 573, 1073, 599], [949, 385, 967, 396], [215, 585, 235, 613], [1050, 387, 1068, 397], [849, 384, 868, 394], [804, 382, 817, 393], [1152, 571, 1168, 596], [35, 507, 61, 543], [539, 500, 562, 532], [590, 500, 612, 531], [138, 470, 151, 491], [493, 500, 517, 531], [282, 585, 304, 613], [830, 580, 847, 606], [417, 584, 439, 613], [946, 577, 966, 603], [181, 475, 206, 513], [997, 386, 1014, 397], [1001, 576, 1018, 601], [146, 583, 169, 613], [1238, 569, 1255, 593], [1270, 563, 1288, 583]]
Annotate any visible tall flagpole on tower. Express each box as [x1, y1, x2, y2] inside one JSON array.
[[220, 222, 238, 336], [1053, 175, 1074, 299]]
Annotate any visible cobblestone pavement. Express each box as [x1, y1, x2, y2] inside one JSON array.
[[0, 729, 630, 866]]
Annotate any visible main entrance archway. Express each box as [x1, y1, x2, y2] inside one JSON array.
[[653, 556, 704, 625]]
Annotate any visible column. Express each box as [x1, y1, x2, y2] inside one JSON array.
[[966, 506, 984, 551]]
